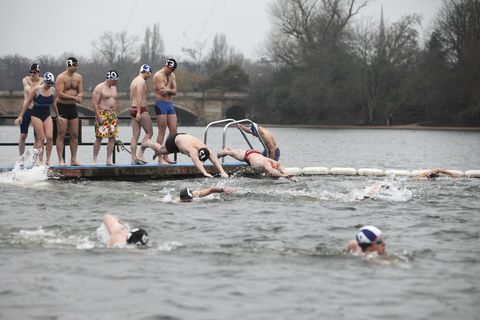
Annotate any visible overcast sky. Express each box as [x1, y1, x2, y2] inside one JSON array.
[[0, 0, 443, 61]]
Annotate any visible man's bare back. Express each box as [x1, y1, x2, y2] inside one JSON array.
[[130, 75, 148, 107]]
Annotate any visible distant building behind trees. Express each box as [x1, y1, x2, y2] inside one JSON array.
[[0, 0, 478, 126]]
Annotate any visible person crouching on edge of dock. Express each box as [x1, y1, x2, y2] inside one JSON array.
[[217, 147, 297, 181], [141, 133, 229, 178], [92, 70, 119, 165]]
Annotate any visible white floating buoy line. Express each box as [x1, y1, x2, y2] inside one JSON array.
[[283, 167, 480, 178]]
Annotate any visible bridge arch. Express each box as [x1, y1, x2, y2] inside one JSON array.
[[226, 104, 247, 120]]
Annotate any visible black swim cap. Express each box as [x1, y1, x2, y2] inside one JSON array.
[[180, 188, 193, 201], [165, 58, 177, 69], [66, 57, 78, 67], [106, 70, 119, 80], [127, 228, 149, 245], [198, 148, 210, 162], [30, 63, 40, 72]]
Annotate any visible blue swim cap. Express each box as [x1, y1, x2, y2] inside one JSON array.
[[43, 72, 55, 85], [356, 225, 382, 248], [250, 123, 259, 136], [140, 64, 152, 74]]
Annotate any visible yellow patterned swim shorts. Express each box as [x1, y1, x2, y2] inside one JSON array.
[[95, 110, 119, 139]]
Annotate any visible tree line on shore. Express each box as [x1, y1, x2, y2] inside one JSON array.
[[0, 0, 478, 126]]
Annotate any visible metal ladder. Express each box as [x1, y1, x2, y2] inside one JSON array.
[[204, 119, 269, 163]]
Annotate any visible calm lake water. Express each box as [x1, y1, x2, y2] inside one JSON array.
[[0, 125, 479, 320]]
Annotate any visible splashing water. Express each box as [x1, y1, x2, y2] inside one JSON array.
[[0, 149, 48, 186]]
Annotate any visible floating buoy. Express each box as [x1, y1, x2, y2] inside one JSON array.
[[301, 167, 329, 175], [330, 167, 357, 175], [465, 170, 480, 178], [357, 168, 385, 176], [385, 169, 412, 176], [284, 167, 302, 175]]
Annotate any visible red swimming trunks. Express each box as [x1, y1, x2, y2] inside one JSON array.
[[243, 149, 263, 165], [130, 106, 148, 117]]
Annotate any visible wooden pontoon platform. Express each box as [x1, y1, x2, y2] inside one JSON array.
[[0, 162, 256, 180]]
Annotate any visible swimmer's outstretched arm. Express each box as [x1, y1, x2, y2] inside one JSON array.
[[208, 151, 229, 178], [188, 149, 213, 178], [193, 187, 235, 198]]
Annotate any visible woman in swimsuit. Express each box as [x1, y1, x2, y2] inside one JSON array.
[[15, 72, 64, 165]]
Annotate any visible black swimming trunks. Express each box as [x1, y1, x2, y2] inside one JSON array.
[[57, 102, 79, 120], [165, 133, 186, 154]]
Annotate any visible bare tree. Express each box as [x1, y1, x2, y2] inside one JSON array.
[[140, 23, 165, 67]]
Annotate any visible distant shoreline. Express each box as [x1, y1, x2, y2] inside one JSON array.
[[261, 123, 480, 131]]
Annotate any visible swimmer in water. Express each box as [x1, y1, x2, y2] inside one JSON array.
[[217, 147, 297, 181], [356, 182, 391, 200], [416, 168, 459, 179], [103, 213, 149, 247], [344, 225, 386, 255], [175, 186, 236, 203]]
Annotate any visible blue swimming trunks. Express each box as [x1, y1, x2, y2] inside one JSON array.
[[20, 109, 33, 134], [263, 147, 281, 161], [154, 100, 176, 115]]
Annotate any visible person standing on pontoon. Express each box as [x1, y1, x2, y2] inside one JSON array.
[[129, 64, 154, 165], [153, 58, 178, 164], [56, 57, 83, 166], [19, 63, 43, 159], [217, 147, 296, 181], [15, 72, 64, 166], [237, 122, 280, 160], [92, 70, 119, 165]]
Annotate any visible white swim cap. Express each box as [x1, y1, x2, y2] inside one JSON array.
[[106, 70, 119, 81], [250, 123, 259, 135], [43, 72, 55, 84], [140, 64, 152, 74], [356, 225, 382, 247]]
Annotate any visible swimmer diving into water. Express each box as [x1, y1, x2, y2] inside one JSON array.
[[217, 147, 297, 181]]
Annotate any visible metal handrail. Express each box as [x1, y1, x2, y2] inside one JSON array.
[[222, 119, 268, 157], [203, 118, 269, 163], [203, 119, 236, 144], [0, 115, 139, 164]]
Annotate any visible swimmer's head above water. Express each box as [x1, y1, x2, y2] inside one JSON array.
[[180, 188, 194, 202], [356, 225, 386, 254], [127, 228, 149, 246]]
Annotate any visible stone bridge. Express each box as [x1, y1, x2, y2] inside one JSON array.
[[0, 90, 250, 125]]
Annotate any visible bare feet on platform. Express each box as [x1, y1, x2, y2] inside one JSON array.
[[160, 154, 176, 164], [58, 161, 66, 166], [70, 160, 81, 166], [134, 158, 148, 165]]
